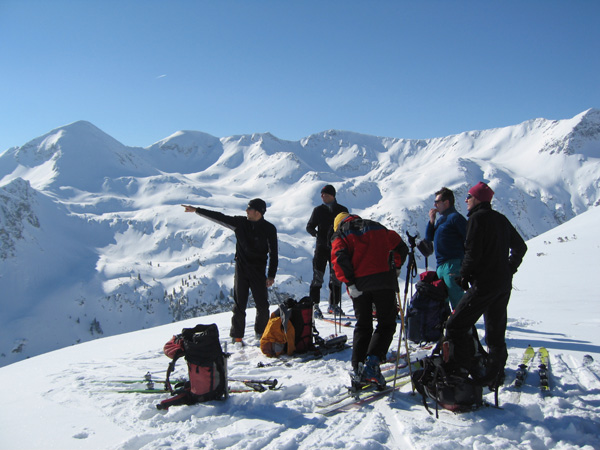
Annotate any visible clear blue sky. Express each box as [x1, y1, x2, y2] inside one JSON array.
[[1, 0, 599, 151]]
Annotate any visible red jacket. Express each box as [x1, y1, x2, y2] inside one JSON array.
[[331, 215, 408, 292]]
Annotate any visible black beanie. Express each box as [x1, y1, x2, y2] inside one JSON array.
[[247, 198, 267, 215], [321, 184, 336, 196]]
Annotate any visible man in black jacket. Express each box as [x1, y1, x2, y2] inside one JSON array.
[[445, 182, 527, 388], [306, 185, 348, 317], [183, 199, 278, 343]]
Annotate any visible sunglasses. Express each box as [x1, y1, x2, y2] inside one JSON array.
[[466, 194, 473, 200]]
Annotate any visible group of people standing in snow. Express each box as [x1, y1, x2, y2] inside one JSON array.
[[181, 179, 527, 390]]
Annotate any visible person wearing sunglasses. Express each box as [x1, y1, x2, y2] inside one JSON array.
[[425, 187, 468, 309], [182, 199, 278, 345]]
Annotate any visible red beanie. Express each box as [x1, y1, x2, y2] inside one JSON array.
[[469, 182, 494, 202]]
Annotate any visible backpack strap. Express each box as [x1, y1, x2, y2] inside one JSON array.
[[164, 348, 184, 394]]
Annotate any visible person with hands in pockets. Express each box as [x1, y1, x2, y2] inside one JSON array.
[[330, 212, 408, 388]]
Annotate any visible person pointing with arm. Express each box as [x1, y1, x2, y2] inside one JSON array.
[[182, 199, 278, 344]]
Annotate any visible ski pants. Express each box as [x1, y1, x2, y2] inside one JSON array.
[[445, 280, 512, 374], [230, 263, 270, 339], [351, 289, 397, 372], [436, 258, 464, 310], [309, 245, 342, 306]]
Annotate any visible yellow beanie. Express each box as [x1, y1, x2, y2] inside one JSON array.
[[333, 212, 350, 232]]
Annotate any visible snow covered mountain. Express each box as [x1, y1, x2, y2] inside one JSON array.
[[1, 109, 599, 367]]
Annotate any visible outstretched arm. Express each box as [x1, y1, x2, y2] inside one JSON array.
[[180, 204, 238, 231]]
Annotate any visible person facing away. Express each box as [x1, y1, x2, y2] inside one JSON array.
[[182, 199, 278, 344], [425, 187, 468, 309], [306, 184, 349, 318], [444, 182, 527, 388], [331, 212, 408, 388]]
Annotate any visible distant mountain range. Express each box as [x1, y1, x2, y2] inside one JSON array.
[[1, 108, 599, 366]]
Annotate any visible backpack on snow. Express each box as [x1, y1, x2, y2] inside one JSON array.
[[157, 323, 227, 410], [260, 297, 315, 357], [406, 271, 451, 343], [411, 326, 488, 416]]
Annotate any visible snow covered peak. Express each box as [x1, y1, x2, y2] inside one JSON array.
[[1, 121, 154, 192]]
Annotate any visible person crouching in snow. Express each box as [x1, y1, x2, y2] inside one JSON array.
[[331, 213, 408, 388]]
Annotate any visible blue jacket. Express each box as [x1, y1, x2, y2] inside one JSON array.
[[425, 206, 467, 265]]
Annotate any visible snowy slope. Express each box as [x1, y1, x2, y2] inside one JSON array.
[[0, 206, 598, 450], [1, 109, 599, 367]]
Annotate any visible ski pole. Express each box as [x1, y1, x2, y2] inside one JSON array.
[[391, 234, 417, 399], [224, 341, 229, 399], [391, 291, 414, 399]]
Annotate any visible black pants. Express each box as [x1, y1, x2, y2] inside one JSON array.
[[445, 280, 512, 373], [309, 245, 342, 306], [230, 263, 270, 339], [351, 289, 397, 371]]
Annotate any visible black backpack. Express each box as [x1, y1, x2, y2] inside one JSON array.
[[288, 296, 316, 353], [412, 327, 487, 416], [157, 324, 227, 410], [406, 272, 451, 343]]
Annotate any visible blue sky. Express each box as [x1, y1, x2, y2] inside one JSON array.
[[1, 0, 599, 151]]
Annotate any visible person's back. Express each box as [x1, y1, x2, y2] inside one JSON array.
[[462, 203, 526, 290], [332, 216, 407, 293], [330, 213, 408, 388]]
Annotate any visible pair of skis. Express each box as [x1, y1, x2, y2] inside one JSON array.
[[256, 340, 351, 368], [514, 345, 550, 393], [315, 361, 420, 416], [99, 374, 279, 394]]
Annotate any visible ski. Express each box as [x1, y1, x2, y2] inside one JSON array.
[[316, 372, 414, 416], [317, 316, 353, 328], [109, 387, 169, 394], [256, 342, 351, 368], [297, 343, 352, 362], [93, 371, 166, 384], [316, 361, 419, 412], [98, 377, 279, 392], [109, 386, 272, 395], [228, 378, 279, 392], [538, 347, 550, 393], [514, 345, 535, 388], [95, 378, 168, 385]]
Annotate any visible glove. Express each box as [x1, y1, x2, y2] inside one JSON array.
[[347, 284, 363, 299], [458, 276, 472, 291]]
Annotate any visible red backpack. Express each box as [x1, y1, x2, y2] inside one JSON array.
[[157, 324, 227, 410]]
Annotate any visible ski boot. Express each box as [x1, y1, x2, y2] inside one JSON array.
[[327, 304, 345, 315], [313, 304, 324, 319], [361, 355, 386, 389]]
